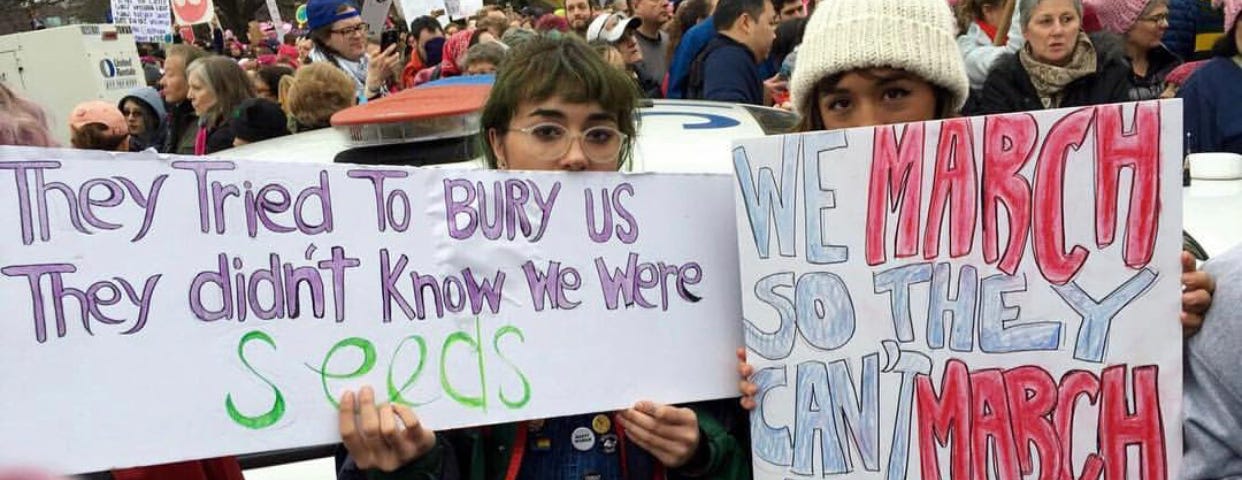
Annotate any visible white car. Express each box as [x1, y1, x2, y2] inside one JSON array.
[[1184, 152, 1242, 259]]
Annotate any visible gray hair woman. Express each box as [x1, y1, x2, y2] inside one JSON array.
[[186, 56, 256, 154], [967, 0, 1132, 114], [1086, 0, 1183, 101]]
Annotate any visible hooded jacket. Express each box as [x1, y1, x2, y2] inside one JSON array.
[[966, 33, 1132, 116], [118, 87, 168, 152]]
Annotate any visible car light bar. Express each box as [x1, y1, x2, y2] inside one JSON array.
[[342, 111, 481, 148]]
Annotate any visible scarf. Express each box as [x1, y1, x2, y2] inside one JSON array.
[[439, 29, 474, 78], [309, 46, 369, 98], [1019, 32, 1097, 109]]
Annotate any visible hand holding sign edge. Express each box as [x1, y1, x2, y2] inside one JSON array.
[[339, 387, 437, 472]]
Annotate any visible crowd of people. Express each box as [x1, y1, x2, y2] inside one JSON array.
[[1, 0, 1241, 478]]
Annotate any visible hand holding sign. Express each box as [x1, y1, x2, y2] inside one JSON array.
[[1181, 251, 1215, 338], [339, 387, 437, 472], [617, 401, 701, 468]]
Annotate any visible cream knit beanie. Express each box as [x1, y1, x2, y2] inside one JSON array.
[[790, 0, 969, 118]]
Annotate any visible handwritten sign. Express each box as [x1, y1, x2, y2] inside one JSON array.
[[0, 148, 743, 474], [111, 0, 173, 42], [171, 0, 213, 25], [732, 101, 1183, 479]]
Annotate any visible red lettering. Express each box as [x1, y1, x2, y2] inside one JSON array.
[[982, 114, 1036, 275], [925, 118, 978, 260], [969, 369, 1021, 480], [1003, 366, 1059, 479], [1033, 107, 1095, 285], [1056, 370, 1101, 480], [867, 124, 924, 266], [917, 359, 971, 479], [1099, 365, 1166, 480], [1094, 102, 1161, 270]]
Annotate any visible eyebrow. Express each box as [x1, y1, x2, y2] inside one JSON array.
[[528, 109, 617, 122]]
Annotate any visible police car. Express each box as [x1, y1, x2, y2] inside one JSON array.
[[1184, 152, 1242, 259]]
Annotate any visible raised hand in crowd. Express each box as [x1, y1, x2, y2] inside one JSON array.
[[365, 43, 402, 97]]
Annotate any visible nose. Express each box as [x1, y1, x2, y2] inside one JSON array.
[[846, 100, 880, 130], [558, 136, 590, 171]]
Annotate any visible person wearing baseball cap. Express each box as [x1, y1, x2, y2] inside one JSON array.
[[1085, 0, 1184, 100], [588, 13, 663, 96], [1177, 0, 1242, 155], [305, 0, 402, 102], [68, 100, 131, 151]]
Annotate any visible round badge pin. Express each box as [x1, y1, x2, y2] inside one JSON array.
[[592, 414, 611, 434], [600, 433, 618, 454], [571, 427, 596, 452]]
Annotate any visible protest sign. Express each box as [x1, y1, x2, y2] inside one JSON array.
[[732, 101, 1184, 479], [397, 0, 444, 23], [111, 0, 173, 42], [171, 0, 213, 25], [0, 147, 744, 474], [360, 0, 392, 38]]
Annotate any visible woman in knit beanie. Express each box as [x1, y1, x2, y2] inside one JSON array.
[[968, 0, 1132, 114], [1177, 0, 1242, 154], [789, 0, 969, 132], [1086, 0, 1184, 100]]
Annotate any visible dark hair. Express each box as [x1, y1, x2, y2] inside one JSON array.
[[256, 65, 295, 96], [770, 17, 807, 66], [1212, 22, 1239, 58], [480, 35, 639, 169], [793, 72, 954, 133], [666, 0, 713, 59], [713, 0, 770, 31], [955, 0, 1002, 33], [409, 15, 444, 36], [71, 123, 128, 151]]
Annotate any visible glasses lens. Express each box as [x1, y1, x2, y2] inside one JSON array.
[[583, 127, 623, 163]]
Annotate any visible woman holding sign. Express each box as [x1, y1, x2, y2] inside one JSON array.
[[737, 0, 1215, 407], [335, 34, 751, 480]]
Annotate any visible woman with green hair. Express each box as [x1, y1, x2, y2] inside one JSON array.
[[334, 34, 751, 480]]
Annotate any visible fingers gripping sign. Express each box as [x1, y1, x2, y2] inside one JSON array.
[[737, 347, 758, 411], [618, 401, 701, 468], [1181, 251, 1215, 338], [339, 387, 437, 472]]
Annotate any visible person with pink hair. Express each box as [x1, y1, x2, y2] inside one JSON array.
[[0, 83, 57, 147]]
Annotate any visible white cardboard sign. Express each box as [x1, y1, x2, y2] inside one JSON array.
[[732, 101, 1184, 479], [112, 0, 173, 42], [0, 148, 743, 474]]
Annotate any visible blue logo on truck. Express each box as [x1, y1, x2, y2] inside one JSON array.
[[99, 59, 117, 78]]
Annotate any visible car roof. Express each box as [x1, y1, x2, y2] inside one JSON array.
[[222, 99, 792, 174]]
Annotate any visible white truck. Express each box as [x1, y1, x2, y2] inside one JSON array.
[[0, 24, 145, 144]]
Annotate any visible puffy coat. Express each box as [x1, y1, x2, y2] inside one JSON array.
[[966, 33, 1131, 116]]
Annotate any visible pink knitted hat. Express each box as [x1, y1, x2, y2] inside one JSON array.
[[1215, 0, 1241, 31], [1086, 0, 1154, 34]]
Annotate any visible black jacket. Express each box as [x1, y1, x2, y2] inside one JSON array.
[[202, 119, 236, 155], [163, 100, 199, 155], [693, 34, 763, 105], [966, 33, 1131, 116]]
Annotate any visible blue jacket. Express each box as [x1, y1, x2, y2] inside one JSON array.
[[1179, 57, 1242, 155], [1164, 0, 1224, 61], [699, 34, 763, 105], [666, 18, 716, 99]]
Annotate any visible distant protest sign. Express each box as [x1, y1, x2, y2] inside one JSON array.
[[111, 0, 172, 42], [171, 0, 213, 25], [732, 101, 1184, 479], [0, 148, 743, 474]]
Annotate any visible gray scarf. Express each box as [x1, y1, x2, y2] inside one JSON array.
[[1019, 32, 1098, 109]]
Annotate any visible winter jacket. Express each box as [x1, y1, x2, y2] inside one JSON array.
[[1125, 44, 1183, 101], [339, 400, 751, 480], [1164, 0, 1224, 61], [695, 34, 763, 105], [118, 87, 168, 152], [163, 100, 199, 155], [956, 9, 1025, 92], [196, 119, 237, 155], [666, 18, 716, 99], [966, 33, 1131, 116], [1178, 56, 1242, 155], [631, 61, 665, 99]]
